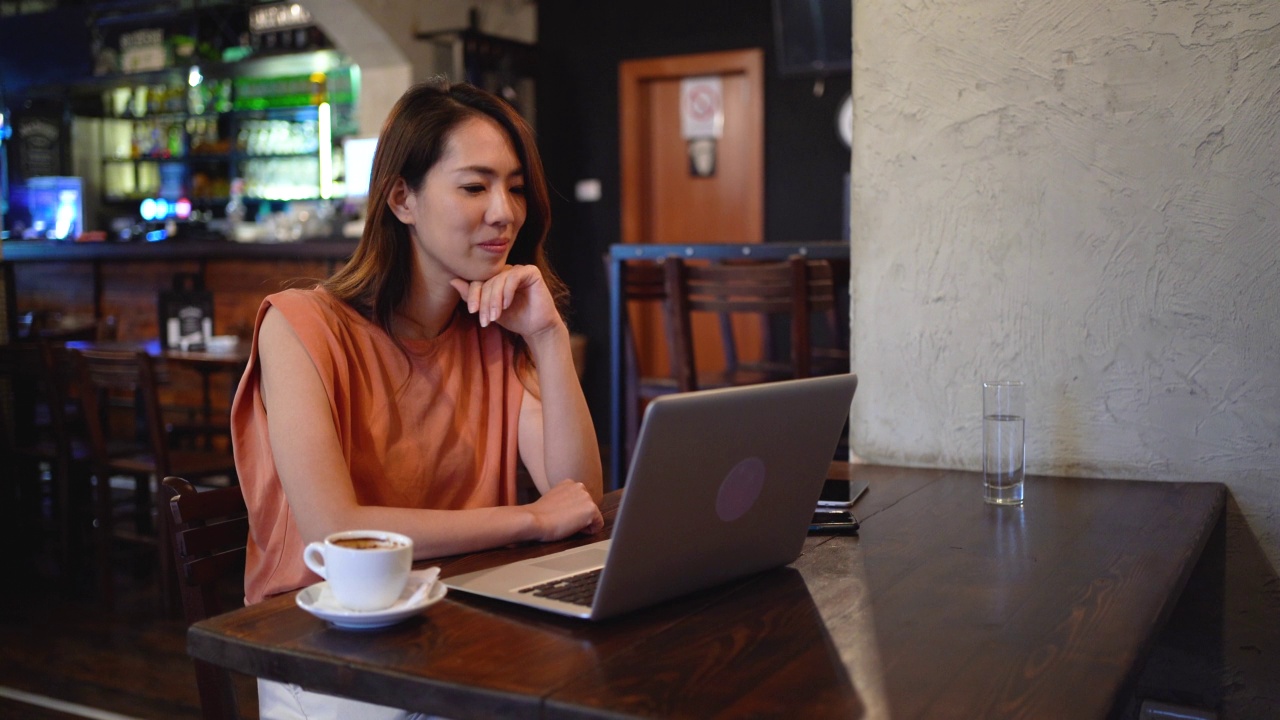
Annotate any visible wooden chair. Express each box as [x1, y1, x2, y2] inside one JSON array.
[[704, 255, 848, 381], [161, 476, 248, 720], [0, 340, 93, 579], [72, 348, 238, 614], [613, 254, 846, 468], [662, 254, 841, 391]]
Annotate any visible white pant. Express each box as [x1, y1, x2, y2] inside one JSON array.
[[258, 678, 438, 720]]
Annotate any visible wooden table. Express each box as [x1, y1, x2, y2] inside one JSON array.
[[188, 464, 1224, 719], [66, 337, 250, 366]]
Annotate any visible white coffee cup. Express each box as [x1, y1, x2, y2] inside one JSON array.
[[303, 530, 413, 611]]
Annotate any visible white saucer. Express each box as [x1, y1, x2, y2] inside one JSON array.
[[296, 568, 447, 630]]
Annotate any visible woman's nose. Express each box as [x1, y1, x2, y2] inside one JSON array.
[[487, 190, 517, 225]]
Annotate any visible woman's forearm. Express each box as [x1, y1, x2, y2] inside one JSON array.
[[525, 322, 604, 501], [319, 503, 540, 560]]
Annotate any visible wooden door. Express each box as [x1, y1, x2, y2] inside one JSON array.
[[619, 48, 764, 376]]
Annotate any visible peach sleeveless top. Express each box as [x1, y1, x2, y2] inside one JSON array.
[[232, 287, 523, 604]]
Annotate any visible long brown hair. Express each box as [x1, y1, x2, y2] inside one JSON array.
[[323, 78, 564, 357]]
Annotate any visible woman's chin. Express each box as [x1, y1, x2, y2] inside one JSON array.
[[459, 260, 509, 283], [457, 270, 497, 284]]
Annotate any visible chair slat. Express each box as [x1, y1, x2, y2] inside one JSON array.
[[176, 516, 249, 558], [689, 299, 795, 314], [181, 547, 247, 588]]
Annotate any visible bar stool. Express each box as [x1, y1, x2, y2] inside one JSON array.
[[72, 348, 238, 615]]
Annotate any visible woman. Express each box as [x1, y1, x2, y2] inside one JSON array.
[[230, 79, 603, 718]]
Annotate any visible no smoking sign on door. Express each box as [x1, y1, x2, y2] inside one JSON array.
[[680, 76, 724, 139]]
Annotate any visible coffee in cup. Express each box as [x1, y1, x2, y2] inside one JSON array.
[[331, 536, 407, 551], [303, 530, 413, 611]]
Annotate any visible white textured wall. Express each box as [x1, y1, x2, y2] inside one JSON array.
[[850, 0, 1280, 571], [305, 0, 536, 135]]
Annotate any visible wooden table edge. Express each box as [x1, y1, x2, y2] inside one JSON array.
[[1108, 480, 1226, 712]]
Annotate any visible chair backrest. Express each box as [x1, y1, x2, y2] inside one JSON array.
[[161, 476, 248, 720], [662, 255, 836, 391], [72, 348, 173, 475]]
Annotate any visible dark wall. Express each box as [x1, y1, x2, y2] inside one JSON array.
[[536, 0, 852, 442], [0, 7, 94, 101]]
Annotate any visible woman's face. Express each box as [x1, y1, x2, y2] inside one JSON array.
[[393, 115, 527, 289]]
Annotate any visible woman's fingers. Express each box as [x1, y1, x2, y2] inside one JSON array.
[[449, 270, 510, 327], [482, 268, 516, 325], [451, 265, 553, 332]]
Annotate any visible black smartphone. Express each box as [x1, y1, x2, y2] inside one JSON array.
[[817, 478, 869, 508], [818, 479, 854, 507], [810, 508, 859, 534]]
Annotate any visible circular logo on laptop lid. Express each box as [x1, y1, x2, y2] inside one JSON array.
[[716, 457, 766, 521]]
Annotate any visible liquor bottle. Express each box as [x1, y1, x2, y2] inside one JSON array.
[[310, 72, 327, 105], [167, 122, 183, 158], [226, 178, 246, 225]]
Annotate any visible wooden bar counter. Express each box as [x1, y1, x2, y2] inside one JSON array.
[[2, 238, 357, 343], [2, 238, 356, 418]]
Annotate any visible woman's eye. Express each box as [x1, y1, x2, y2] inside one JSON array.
[[461, 184, 485, 195], [510, 185, 526, 196]]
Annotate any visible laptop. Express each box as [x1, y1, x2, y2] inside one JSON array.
[[444, 373, 858, 620]]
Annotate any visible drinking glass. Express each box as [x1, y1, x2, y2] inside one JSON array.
[[983, 381, 1025, 505]]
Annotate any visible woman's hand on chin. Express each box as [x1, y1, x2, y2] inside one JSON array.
[[449, 265, 561, 338]]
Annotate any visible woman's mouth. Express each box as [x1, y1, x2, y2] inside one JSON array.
[[477, 239, 510, 255]]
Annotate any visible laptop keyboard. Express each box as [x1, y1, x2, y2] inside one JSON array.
[[518, 568, 602, 607]]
